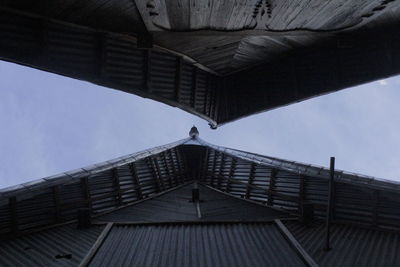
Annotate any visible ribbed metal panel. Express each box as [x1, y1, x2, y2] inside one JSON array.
[[0, 142, 189, 237], [285, 220, 400, 267], [199, 139, 400, 230], [89, 223, 306, 267], [96, 184, 287, 223], [0, 224, 104, 267]]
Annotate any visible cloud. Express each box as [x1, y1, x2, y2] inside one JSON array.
[[378, 79, 388, 86]]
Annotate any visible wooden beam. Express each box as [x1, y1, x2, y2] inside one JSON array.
[[81, 177, 92, 210], [167, 149, 179, 186], [153, 157, 166, 191], [190, 67, 197, 108], [9, 196, 18, 236], [175, 147, 187, 183], [161, 151, 173, 188], [52, 185, 62, 223], [112, 168, 122, 206], [299, 175, 306, 212], [372, 189, 379, 226], [324, 157, 335, 251], [201, 148, 210, 182], [245, 163, 256, 199], [78, 222, 114, 267], [217, 153, 226, 190], [268, 169, 278, 206], [274, 219, 319, 267], [95, 32, 107, 78], [210, 151, 218, 187], [175, 57, 182, 102], [129, 163, 143, 199], [143, 49, 152, 92], [226, 158, 237, 193]]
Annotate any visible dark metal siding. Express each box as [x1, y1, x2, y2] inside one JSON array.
[[0, 144, 189, 237], [285, 220, 400, 267], [200, 142, 400, 231], [89, 223, 306, 267], [0, 224, 103, 267], [96, 184, 287, 223]]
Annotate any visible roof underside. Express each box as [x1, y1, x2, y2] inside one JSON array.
[[1, 1, 399, 126], [1, 137, 400, 266]]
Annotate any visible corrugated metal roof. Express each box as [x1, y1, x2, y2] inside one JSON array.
[[284, 220, 400, 267], [0, 224, 104, 267], [95, 184, 288, 223], [0, 138, 190, 200], [89, 223, 307, 267], [198, 138, 400, 192]]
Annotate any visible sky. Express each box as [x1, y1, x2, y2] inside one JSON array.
[[1, 60, 400, 187]]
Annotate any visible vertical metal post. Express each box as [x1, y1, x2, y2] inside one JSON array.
[[325, 157, 335, 251]]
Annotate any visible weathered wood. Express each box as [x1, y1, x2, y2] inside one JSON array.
[[201, 148, 210, 182], [175, 57, 182, 101], [325, 157, 335, 251], [268, 169, 278, 206], [274, 219, 319, 267], [245, 163, 257, 199], [79, 222, 114, 267], [167, 149, 179, 185], [175, 147, 187, 183], [112, 168, 122, 206], [95, 32, 107, 78], [9, 196, 18, 236], [216, 153, 226, 190], [372, 189, 379, 226], [210, 151, 218, 187], [129, 163, 143, 199], [81, 177, 92, 210], [52, 185, 62, 223], [143, 49, 152, 92], [152, 157, 166, 191], [161, 151, 173, 188], [190, 67, 197, 108], [226, 158, 237, 193]]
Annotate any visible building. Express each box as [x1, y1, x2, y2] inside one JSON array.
[[1, 128, 399, 266], [0, 1, 399, 127]]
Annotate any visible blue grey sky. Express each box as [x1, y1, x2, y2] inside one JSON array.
[[1, 60, 400, 187]]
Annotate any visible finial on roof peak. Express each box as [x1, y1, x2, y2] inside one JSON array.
[[189, 126, 199, 139]]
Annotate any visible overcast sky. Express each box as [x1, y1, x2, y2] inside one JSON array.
[[1, 60, 400, 187]]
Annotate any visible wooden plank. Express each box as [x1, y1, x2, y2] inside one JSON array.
[[52, 185, 62, 223], [129, 163, 143, 199], [210, 151, 218, 187], [161, 151, 173, 188], [143, 49, 152, 92], [372, 189, 379, 226], [217, 153, 226, 190], [112, 168, 122, 206], [325, 157, 335, 251], [201, 148, 210, 182], [95, 32, 107, 78], [81, 177, 92, 210], [190, 67, 197, 108], [274, 219, 319, 267], [298, 175, 306, 213], [9, 196, 18, 236], [167, 149, 179, 185], [78, 222, 114, 267], [175, 147, 187, 183], [226, 158, 237, 193], [268, 169, 278, 206], [245, 163, 256, 199], [153, 157, 166, 191], [175, 57, 182, 101]]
